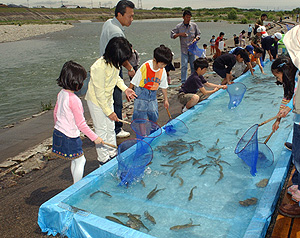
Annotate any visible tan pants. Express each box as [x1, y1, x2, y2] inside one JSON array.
[[178, 92, 208, 105]]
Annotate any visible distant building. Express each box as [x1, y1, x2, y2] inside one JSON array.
[[0, 3, 8, 7]]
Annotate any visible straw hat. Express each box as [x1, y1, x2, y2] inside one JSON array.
[[283, 25, 300, 70]]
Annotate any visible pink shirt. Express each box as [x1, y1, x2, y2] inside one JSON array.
[[54, 89, 98, 141]]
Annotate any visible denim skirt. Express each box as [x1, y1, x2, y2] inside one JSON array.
[[52, 129, 83, 160]]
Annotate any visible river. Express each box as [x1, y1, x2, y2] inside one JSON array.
[[0, 19, 248, 127]]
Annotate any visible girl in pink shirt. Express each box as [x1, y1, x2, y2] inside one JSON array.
[[52, 61, 103, 184]]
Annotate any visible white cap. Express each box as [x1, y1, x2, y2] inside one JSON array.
[[257, 26, 266, 33], [283, 25, 300, 69], [272, 32, 282, 40]]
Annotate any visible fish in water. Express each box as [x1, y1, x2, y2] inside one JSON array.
[[170, 218, 200, 230], [113, 212, 141, 219], [260, 113, 263, 119], [255, 179, 269, 188], [176, 174, 184, 186], [147, 184, 166, 200], [90, 190, 112, 198], [215, 164, 224, 184], [188, 186, 197, 201], [105, 216, 127, 226], [239, 197, 258, 207], [235, 129, 239, 135], [128, 214, 150, 231], [141, 180, 146, 187], [144, 211, 156, 224]]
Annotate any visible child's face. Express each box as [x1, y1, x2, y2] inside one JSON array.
[[157, 62, 167, 69], [196, 67, 207, 75], [272, 70, 283, 83], [236, 55, 244, 63]]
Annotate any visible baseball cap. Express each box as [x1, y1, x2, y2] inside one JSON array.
[[257, 26, 266, 33], [245, 45, 254, 55], [283, 25, 300, 69], [272, 32, 282, 40]]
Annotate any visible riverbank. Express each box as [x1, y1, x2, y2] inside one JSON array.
[[0, 23, 73, 43]]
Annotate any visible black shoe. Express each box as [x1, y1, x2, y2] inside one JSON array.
[[284, 142, 292, 151]]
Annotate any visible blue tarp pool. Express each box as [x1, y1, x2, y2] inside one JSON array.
[[38, 63, 293, 238]]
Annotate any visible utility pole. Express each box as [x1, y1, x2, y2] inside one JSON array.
[[137, 0, 142, 9]]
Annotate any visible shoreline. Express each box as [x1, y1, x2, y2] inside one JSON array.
[[0, 23, 73, 43]]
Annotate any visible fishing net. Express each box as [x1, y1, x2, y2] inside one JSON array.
[[117, 139, 153, 186], [235, 124, 259, 176], [163, 118, 189, 137], [188, 42, 206, 58], [226, 82, 246, 109], [257, 142, 274, 168], [131, 118, 162, 144]]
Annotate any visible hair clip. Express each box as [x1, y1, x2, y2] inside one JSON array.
[[278, 62, 286, 68]]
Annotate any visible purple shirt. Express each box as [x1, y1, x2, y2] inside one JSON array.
[[180, 72, 207, 94]]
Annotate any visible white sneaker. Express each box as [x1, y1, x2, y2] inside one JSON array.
[[182, 106, 188, 113], [116, 129, 130, 138]]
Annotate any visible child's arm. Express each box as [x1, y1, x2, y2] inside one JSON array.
[[161, 88, 169, 109], [256, 58, 266, 74], [198, 86, 219, 95], [70, 95, 102, 143], [129, 83, 134, 89], [204, 82, 227, 90]]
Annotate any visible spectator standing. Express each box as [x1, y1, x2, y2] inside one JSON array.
[[171, 10, 201, 84]]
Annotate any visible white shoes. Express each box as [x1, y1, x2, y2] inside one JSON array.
[[116, 129, 130, 138]]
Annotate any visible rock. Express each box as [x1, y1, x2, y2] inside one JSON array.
[[14, 153, 47, 175], [256, 178, 269, 188], [239, 197, 258, 207], [0, 160, 18, 168]]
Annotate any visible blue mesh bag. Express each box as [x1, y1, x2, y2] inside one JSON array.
[[117, 139, 153, 186], [163, 118, 189, 137], [235, 124, 259, 176], [257, 142, 274, 168], [188, 42, 206, 58], [131, 118, 162, 144], [226, 82, 246, 109]]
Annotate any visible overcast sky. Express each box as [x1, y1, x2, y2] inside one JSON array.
[[5, 0, 300, 10]]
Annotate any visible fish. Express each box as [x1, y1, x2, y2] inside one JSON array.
[[235, 129, 239, 135], [188, 186, 197, 201], [141, 180, 146, 187], [200, 166, 210, 175], [216, 121, 224, 126], [128, 214, 150, 231], [255, 179, 269, 188], [144, 211, 156, 224], [260, 113, 263, 119], [215, 138, 220, 145], [170, 167, 181, 177], [198, 163, 210, 168], [168, 158, 179, 164], [147, 184, 166, 200], [180, 157, 193, 164], [215, 164, 224, 184], [90, 190, 112, 198], [113, 212, 141, 219], [160, 164, 177, 167], [176, 150, 189, 156], [192, 157, 203, 165], [170, 219, 200, 230], [105, 216, 127, 226], [239, 197, 258, 207], [176, 174, 184, 186]]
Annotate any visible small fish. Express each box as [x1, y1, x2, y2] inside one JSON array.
[[113, 212, 141, 219], [260, 113, 263, 119], [216, 121, 224, 126], [105, 216, 127, 226], [188, 186, 197, 201], [239, 197, 258, 207], [215, 164, 224, 184], [170, 219, 200, 230], [176, 150, 189, 156], [256, 179, 269, 188], [170, 167, 181, 177], [144, 211, 156, 224], [147, 184, 166, 200], [160, 164, 176, 167], [90, 190, 112, 198], [200, 166, 210, 175], [235, 129, 239, 135], [140, 180, 146, 187], [128, 214, 150, 231], [168, 158, 179, 164], [215, 138, 220, 145], [180, 157, 193, 164], [176, 174, 184, 186], [198, 163, 209, 168]]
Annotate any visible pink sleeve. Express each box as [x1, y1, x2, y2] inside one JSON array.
[[69, 94, 98, 141]]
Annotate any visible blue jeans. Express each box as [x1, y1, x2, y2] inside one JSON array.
[[291, 123, 300, 188], [114, 68, 123, 134], [181, 51, 195, 84]]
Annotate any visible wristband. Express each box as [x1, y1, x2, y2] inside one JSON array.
[[129, 67, 134, 72]]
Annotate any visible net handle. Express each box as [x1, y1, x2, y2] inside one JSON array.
[[103, 142, 118, 149], [258, 116, 278, 127], [264, 131, 275, 144], [166, 108, 172, 119], [118, 119, 131, 125]]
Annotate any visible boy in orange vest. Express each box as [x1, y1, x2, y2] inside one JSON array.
[[129, 45, 173, 122]]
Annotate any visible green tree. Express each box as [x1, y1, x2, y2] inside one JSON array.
[[228, 9, 237, 20]]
